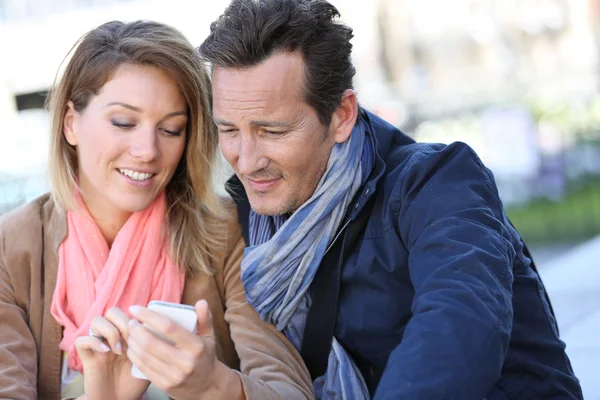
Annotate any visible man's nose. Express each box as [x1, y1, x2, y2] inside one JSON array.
[[237, 134, 268, 176]]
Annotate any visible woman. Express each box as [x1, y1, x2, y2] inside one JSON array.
[[0, 20, 312, 400]]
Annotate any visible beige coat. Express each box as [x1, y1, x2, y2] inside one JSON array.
[[0, 194, 313, 400]]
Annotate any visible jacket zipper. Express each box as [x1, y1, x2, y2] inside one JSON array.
[[325, 218, 352, 254]]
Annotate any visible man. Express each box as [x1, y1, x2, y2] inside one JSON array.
[[199, 0, 583, 398]]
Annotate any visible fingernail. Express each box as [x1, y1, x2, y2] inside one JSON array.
[[99, 343, 110, 352], [129, 305, 141, 316], [116, 342, 123, 355], [129, 319, 138, 329]]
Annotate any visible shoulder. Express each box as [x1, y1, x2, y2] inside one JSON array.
[[380, 140, 506, 226], [0, 194, 57, 291], [385, 141, 485, 176], [383, 141, 496, 198], [206, 196, 245, 276], [382, 142, 513, 244], [205, 196, 246, 309], [0, 193, 54, 248], [219, 195, 244, 249]]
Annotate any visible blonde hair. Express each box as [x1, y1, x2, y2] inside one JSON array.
[[47, 20, 230, 275]]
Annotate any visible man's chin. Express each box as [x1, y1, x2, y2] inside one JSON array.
[[248, 196, 289, 217], [250, 205, 286, 217]]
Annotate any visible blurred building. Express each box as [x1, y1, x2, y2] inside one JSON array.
[[374, 0, 600, 212], [376, 0, 598, 119]]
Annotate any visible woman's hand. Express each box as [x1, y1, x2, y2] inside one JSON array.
[[127, 300, 244, 400], [75, 307, 150, 400]]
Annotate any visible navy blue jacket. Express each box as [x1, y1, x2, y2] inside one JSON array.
[[228, 110, 582, 399]]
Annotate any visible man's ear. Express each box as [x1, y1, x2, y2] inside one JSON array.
[[330, 89, 358, 144], [63, 101, 78, 146]]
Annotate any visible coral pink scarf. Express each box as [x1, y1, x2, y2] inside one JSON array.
[[51, 191, 185, 372]]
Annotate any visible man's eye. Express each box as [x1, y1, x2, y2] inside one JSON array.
[[264, 130, 286, 137], [218, 128, 237, 134]]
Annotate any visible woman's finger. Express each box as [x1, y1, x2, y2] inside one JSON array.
[[89, 316, 124, 355], [127, 319, 200, 385], [75, 335, 111, 358], [126, 327, 186, 391], [128, 305, 198, 350], [104, 307, 131, 341]]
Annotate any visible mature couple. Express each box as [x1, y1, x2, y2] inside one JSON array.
[[0, 0, 583, 399]]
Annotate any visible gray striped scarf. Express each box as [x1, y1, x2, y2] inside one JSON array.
[[241, 118, 373, 399]]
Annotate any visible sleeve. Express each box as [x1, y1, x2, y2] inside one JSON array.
[[221, 226, 314, 400], [0, 226, 38, 400], [374, 142, 515, 400]]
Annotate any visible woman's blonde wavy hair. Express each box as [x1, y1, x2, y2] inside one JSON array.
[[47, 20, 230, 275]]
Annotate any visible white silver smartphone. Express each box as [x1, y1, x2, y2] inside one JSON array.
[[131, 300, 198, 380]]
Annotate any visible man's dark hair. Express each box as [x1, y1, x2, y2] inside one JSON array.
[[199, 0, 356, 125]]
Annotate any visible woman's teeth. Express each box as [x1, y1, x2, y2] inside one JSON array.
[[118, 168, 153, 181]]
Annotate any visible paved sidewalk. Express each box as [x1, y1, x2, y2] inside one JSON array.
[[538, 236, 600, 400]]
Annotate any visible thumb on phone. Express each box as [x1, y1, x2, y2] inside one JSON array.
[[195, 299, 214, 337]]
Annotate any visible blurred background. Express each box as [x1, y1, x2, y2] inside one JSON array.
[[0, 0, 598, 397]]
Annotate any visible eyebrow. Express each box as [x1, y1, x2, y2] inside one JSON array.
[[106, 102, 187, 119], [213, 117, 294, 129]]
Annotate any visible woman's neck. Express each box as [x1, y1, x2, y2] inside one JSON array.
[[94, 214, 129, 248], [80, 195, 132, 248]]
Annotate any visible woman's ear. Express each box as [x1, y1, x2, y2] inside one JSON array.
[[329, 89, 358, 144], [63, 101, 78, 146]]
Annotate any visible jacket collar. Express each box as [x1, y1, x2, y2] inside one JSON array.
[[44, 196, 68, 251], [38, 194, 67, 398], [345, 108, 386, 220], [225, 175, 251, 244]]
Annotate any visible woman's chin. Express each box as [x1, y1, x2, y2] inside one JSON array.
[[112, 195, 156, 214]]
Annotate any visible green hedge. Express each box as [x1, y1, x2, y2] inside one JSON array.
[[507, 181, 600, 245]]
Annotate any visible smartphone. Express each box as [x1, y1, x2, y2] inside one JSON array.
[[131, 300, 198, 380]]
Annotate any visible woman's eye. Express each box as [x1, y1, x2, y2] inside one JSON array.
[[111, 120, 134, 129], [162, 128, 182, 137]]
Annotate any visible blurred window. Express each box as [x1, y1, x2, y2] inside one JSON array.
[[0, 0, 133, 22]]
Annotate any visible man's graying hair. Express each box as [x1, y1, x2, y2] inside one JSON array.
[[199, 0, 356, 125]]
